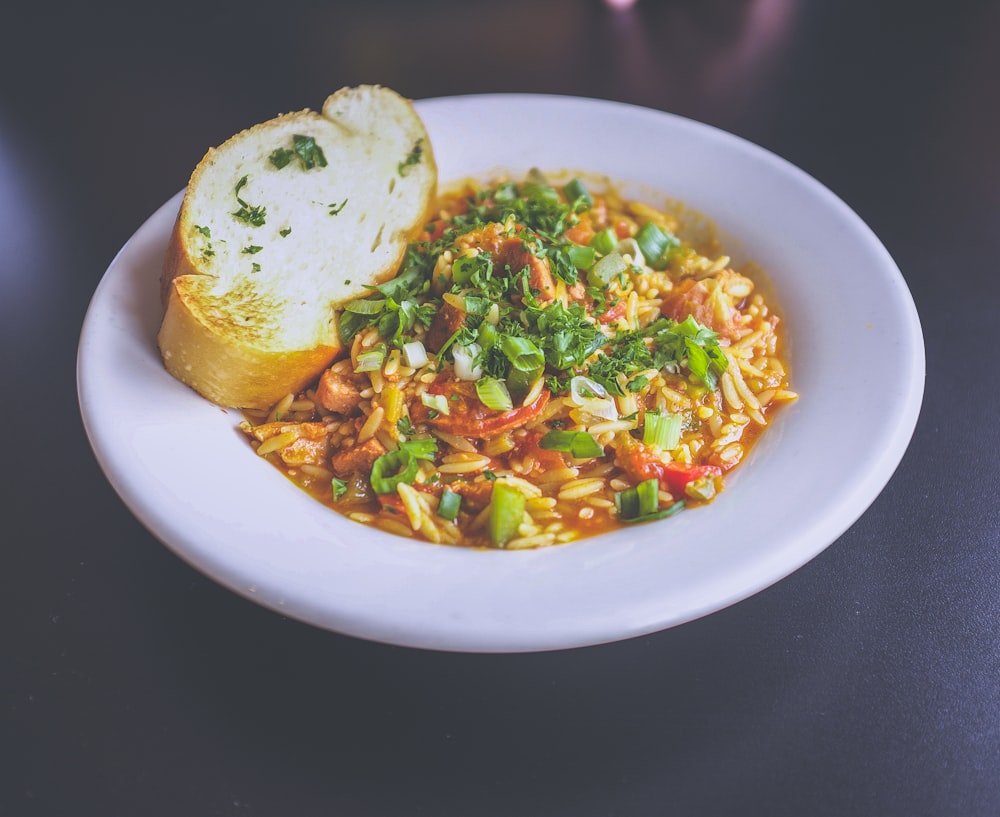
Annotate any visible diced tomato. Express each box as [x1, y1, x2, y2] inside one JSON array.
[[613, 219, 632, 239], [564, 224, 594, 245], [378, 494, 406, 514], [615, 435, 721, 494]]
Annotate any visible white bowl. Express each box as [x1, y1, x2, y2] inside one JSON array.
[[77, 94, 924, 652]]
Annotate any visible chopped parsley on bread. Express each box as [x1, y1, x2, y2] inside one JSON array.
[[157, 85, 437, 409]]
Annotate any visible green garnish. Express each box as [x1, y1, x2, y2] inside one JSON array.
[[437, 488, 461, 521], [232, 175, 266, 226], [354, 345, 386, 373], [475, 377, 513, 411], [328, 199, 348, 216], [293, 134, 327, 169], [331, 478, 348, 501], [279, 227, 292, 237], [500, 335, 545, 373], [398, 137, 424, 176], [619, 500, 686, 524], [269, 135, 327, 171], [369, 449, 419, 494], [587, 251, 628, 288], [268, 148, 294, 169], [634, 221, 680, 270], [562, 177, 593, 207], [538, 430, 604, 459], [488, 481, 526, 547], [242, 245, 263, 254], [614, 478, 660, 519], [643, 410, 682, 450], [589, 227, 617, 256], [399, 437, 438, 462]]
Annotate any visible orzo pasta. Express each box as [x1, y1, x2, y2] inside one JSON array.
[[240, 172, 797, 548]]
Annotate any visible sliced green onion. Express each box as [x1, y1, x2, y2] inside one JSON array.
[[575, 396, 619, 421], [369, 449, 418, 494], [620, 500, 686, 524], [402, 340, 428, 369], [507, 366, 543, 402], [399, 437, 438, 462], [344, 297, 386, 315], [521, 181, 560, 205], [437, 488, 462, 521], [421, 391, 450, 416], [501, 335, 545, 373], [477, 322, 498, 351], [589, 228, 617, 256], [615, 477, 660, 519], [488, 481, 526, 547], [636, 478, 659, 516], [475, 377, 513, 411], [569, 375, 607, 405], [354, 345, 386, 373], [643, 411, 683, 450], [567, 244, 596, 269], [453, 343, 482, 381], [562, 177, 593, 206], [615, 237, 645, 269], [615, 485, 639, 519], [587, 251, 629, 287], [635, 222, 680, 270], [538, 430, 604, 459]]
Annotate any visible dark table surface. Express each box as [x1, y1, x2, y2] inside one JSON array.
[[4, 0, 999, 814]]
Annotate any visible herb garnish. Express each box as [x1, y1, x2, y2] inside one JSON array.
[[232, 175, 266, 226], [270, 134, 328, 171], [398, 138, 423, 176], [331, 478, 348, 500]]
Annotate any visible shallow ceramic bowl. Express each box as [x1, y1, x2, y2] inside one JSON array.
[[78, 94, 924, 652]]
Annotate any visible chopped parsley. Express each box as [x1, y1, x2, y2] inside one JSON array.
[[279, 227, 292, 238], [398, 138, 423, 176], [331, 478, 348, 500], [270, 134, 328, 171], [194, 224, 215, 259], [269, 148, 294, 169], [242, 245, 263, 254], [293, 134, 327, 169], [335, 174, 728, 412], [328, 199, 348, 216], [232, 175, 266, 226]]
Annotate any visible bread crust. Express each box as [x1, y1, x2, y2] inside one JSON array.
[[157, 86, 436, 409]]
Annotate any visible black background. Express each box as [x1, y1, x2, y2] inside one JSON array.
[[3, 1, 999, 814]]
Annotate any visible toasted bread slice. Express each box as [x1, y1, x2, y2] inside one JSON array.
[[158, 85, 437, 409]]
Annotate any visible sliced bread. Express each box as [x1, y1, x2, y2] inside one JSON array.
[[158, 85, 437, 409]]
